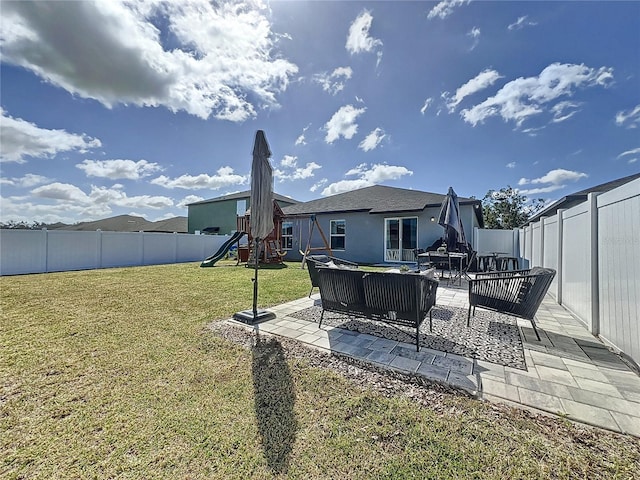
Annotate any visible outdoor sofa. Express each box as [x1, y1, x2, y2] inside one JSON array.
[[467, 267, 556, 340], [305, 254, 359, 297], [315, 266, 439, 351]]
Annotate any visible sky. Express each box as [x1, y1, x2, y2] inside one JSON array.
[[1, 0, 639, 225]]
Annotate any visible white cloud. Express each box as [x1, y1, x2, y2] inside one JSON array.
[[517, 185, 566, 195], [358, 128, 386, 152], [177, 195, 204, 208], [321, 163, 412, 196], [460, 63, 614, 127], [29, 182, 173, 210], [420, 98, 433, 115], [280, 155, 297, 168], [310, 178, 327, 192], [324, 105, 367, 143], [76, 159, 162, 180], [31, 183, 90, 203], [0, 173, 51, 188], [295, 124, 311, 146], [151, 166, 247, 190], [446, 69, 502, 112], [617, 147, 640, 164], [506, 162, 516, 169], [0, 109, 101, 163], [273, 155, 321, 181], [0, 1, 298, 122], [427, 0, 470, 20], [345, 10, 382, 55], [551, 101, 582, 123], [518, 168, 587, 194], [617, 147, 640, 158], [508, 15, 538, 31], [467, 27, 480, 50], [615, 105, 640, 128], [0, 194, 111, 224], [313, 66, 353, 95]]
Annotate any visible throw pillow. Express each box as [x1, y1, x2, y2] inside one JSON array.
[[420, 267, 438, 281]]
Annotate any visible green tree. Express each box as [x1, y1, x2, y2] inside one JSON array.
[[0, 220, 46, 230], [482, 186, 545, 229]]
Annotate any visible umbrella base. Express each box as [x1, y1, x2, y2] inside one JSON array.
[[233, 309, 276, 324]]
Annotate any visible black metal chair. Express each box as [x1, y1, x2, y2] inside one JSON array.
[[467, 267, 556, 340], [426, 251, 451, 281], [305, 254, 358, 297]]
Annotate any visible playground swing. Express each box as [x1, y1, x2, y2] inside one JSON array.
[[297, 214, 333, 268]]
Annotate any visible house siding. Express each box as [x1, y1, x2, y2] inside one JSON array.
[[285, 204, 479, 264], [188, 198, 244, 235], [188, 197, 297, 235]]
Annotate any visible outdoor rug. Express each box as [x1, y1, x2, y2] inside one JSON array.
[[290, 304, 526, 370]]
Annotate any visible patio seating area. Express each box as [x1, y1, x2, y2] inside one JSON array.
[[229, 276, 640, 438]]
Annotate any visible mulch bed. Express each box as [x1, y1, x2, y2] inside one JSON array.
[[290, 304, 526, 370]]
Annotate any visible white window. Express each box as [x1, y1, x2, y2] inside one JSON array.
[[236, 200, 246, 216], [330, 220, 346, 250], [281, 221, 293, 250]]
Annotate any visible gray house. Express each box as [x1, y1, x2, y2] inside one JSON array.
[[280, 185, 483, 265], [187, 190, 298, 235]]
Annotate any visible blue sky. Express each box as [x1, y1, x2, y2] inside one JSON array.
[[1, 0, 639, 224]]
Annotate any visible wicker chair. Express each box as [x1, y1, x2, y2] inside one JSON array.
[[305, 254, 359, 297], [467, 267, 556, 340]]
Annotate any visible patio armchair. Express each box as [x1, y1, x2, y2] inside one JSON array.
[[305, 254, 359, 297], [467, 267, 556, 340]]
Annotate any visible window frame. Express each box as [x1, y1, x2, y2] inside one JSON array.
[[281, 221, 293, 250], [330, 219, 346, 251]]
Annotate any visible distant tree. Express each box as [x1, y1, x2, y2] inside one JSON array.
[[0, 220, 46, 230], [482, 186, 545, 229]]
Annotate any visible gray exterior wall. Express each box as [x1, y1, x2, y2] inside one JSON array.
[[284, 203, 480, 264]]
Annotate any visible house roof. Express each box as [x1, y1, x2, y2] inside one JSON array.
[[186, 190, 298, 206], [281, 185, 483, 224], [50, 215, 188, 233], [526, 172, 640, 224]]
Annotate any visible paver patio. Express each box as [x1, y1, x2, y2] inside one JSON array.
[[228, 280, 640, 438]]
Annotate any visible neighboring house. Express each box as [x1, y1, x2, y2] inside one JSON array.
[[49, 214, 188, 233], [280, 185, 484, 265], [187, 190, 299, 235], [525, 172, 640, 225]]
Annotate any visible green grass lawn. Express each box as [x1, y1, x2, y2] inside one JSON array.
[[1, 261, 639, 479]]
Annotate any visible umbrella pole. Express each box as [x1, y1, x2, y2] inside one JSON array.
[[252, 237, 260, 319]]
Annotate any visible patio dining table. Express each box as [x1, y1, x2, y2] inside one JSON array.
[[418, 252, 467, 285]]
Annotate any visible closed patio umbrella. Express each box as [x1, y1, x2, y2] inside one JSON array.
[[438, 186, 467, 251], [233, 130, 275, 323]]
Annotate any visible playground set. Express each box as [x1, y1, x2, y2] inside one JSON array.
[[200, 203, 333, 268]]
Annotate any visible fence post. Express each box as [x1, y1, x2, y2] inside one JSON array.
[[139, 231, 145, 266], [174, 232, 178, 263], [42, 228, 48, 273], [588, 193, 600, 336], [539, 216, 546, 267], [96, 229, 102, 269], [557, 209, 565, 305]]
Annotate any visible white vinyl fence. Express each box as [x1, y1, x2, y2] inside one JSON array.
[[520, 178, 640, 368], [0, 229, 230, 276]]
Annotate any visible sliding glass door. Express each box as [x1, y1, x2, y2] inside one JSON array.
[[384, 217, 417, 262]]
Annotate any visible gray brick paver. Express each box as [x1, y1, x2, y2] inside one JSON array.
[[390, 356, 421, 373], [244, 288, 640, 437], [560, 399, 621, 432]]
